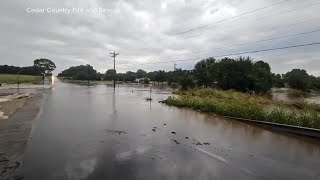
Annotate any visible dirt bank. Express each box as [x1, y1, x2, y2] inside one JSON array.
[[0, 93, 43, 180]]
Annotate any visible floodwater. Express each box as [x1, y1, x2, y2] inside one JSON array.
[[272, 88, 320, 104], [22, 81, 320, 180]]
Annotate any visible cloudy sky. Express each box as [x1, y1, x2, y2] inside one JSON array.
[[1, 0, 320, 75]]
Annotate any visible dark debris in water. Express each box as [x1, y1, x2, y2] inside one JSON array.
[[105, 129, 127, 135], [171, 132, 176, 135], [170, 139, 180, 144]]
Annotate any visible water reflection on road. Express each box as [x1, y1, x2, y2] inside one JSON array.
[[22, 81, 320, 180]]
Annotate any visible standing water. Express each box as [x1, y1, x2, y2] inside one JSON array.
[[22, 81, 320, 180]]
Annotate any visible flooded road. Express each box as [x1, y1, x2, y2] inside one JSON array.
[[22, 81, 320, 180]]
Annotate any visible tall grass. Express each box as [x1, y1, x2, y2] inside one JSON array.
[[164, 88, 320, 129], [0, 74, 42, 84]]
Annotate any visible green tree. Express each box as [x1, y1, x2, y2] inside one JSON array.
[[125, 71, 136, 82], [136, 69, 147, 78], [58, 65, 100, 81], [180, 74, 196, 90], [284, 69, 310, 90], [34, 58, 56, 79], [105, 69, 116, 81], [271, 73, 285, 88], [194, 57, 216, 87], [309, 76, 320, 89], [155, 70, 166, 84], [250, 61, 272, 93], [216, 57, 253, 92]]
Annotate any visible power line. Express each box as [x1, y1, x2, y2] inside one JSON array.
[[120, 28, 320, 61], [180, 2, 320, 40], [120, 0, 293, 56], [256, 1, 320, 21], [173, 0, 292, 36], [120, 2, 320, 58], [170, 29, 320, 56], [133, 42, 320, 65]]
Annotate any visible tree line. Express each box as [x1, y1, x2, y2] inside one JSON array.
[[0, 58, 56, 79], [58, 56, 320, 92]]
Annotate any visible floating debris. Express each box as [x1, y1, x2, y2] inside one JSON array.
[[185, 137, 189, 139], [145, 97, 152, 101], [163, 123, 166, 125], [152, 129, 156, 132], [203, 142, 210, 145], [15, 161, 21, 166], [171, 132, 176, 135], [196, 142, 202, 145], [171, 139, 180, 144], [105, 129, 127, 135]]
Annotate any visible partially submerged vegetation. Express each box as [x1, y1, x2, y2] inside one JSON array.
[[163, 88, 320, 129]]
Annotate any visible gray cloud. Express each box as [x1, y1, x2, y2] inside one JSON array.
[[0, 0, 320, 75]]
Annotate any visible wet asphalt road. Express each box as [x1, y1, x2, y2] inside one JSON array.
[[22, 81, 320, 180]]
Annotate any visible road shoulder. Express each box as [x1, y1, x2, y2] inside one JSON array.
[[0, 93, 43, 180]]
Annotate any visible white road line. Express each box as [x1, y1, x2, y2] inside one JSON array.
[[196, 147, 228, 164]]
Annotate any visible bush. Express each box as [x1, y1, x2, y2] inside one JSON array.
[[144, 78, 150, 84], [179, 75, 196, 89]]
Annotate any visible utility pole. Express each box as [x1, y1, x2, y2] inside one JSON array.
[[109, 51, 119, 93], [173, 63, 177, 86], [87, 64, 90, 86], [17, 67, 20, 94]]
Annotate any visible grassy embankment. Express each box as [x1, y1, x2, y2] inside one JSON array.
[[163, 88, 320, 129], [0, 74, 42, 84]]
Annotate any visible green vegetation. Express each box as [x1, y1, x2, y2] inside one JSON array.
[[0, 58, 56, 84], [163, 88, 320, 129], [58, 77, 113, 85], [0, 59, 56, 77], [0, 74, 42, 84], [288, 100, 320, 112], [58, 65, 103, 81], [57, 56, 320, 93], [193, 57, 273, 93], [283, 69, 320, 91], [33, 58, 56, 80]]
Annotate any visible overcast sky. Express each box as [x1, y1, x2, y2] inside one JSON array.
[[1, 0, 320, 75]]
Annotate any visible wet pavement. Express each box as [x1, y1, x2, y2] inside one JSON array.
[[22, 81, 320, 180]]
